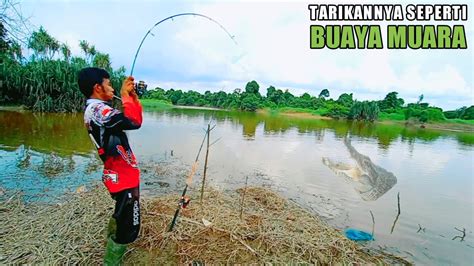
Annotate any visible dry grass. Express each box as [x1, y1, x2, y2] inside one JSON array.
[[0, 184, 112, 264], [0, 185, 411, 265]]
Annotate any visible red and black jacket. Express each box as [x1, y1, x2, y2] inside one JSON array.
[[84, 96, 143, 193]]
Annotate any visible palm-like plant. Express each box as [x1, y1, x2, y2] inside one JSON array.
[[349, 101, 380, 122], [1, 28, 126, 112]]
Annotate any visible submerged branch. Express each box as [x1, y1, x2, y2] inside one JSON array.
[[390, 192, 401, 234], [370, 210, 375, 237], [452, 227, 466, 241], [417, 224, 425, 233]]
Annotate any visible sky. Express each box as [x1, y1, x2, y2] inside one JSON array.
[[14, 0, 474, 110]]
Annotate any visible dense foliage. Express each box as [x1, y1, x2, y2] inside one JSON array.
[[1, 23, 472, 123], [143, 84, 472, 123], [443, 106, 474, 120], [1, 24, 125, 112]]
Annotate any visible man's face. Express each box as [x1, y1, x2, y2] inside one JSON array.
[[97, 78, 115, 101]]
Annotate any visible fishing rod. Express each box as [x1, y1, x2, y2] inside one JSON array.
[[168, 118, 214, 232], [110, 13, 234, 229], [130, 12, 237, 77], [113, 12, 238, 101]]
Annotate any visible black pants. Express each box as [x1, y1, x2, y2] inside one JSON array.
[[111, 186, 140, 244]]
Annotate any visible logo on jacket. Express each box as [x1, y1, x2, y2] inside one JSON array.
[[103, 169, 119, 183], [133, 200, 140, 226], [116, 145, 138, 168]]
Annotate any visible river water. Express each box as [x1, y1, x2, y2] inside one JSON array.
[[0, 108, 473, 265]]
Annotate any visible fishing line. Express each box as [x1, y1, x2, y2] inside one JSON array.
[[113, 12, 241, 101], [130, 12, 238, 76]]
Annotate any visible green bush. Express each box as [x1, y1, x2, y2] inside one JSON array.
[[426, 108, 446, 121], [1, 26, 125, 112], [325, 104, 350, 119], [405, 106, 446, 123], [349, 101, 380, 121], [461, 106, 474, 120]]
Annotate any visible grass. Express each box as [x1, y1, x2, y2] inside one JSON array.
[[263, 107, 328, 117], [0, 184, 410, 264], [378, 112, 405, 121], [140, 99, 173, 110], [443, 118, 474, 125]]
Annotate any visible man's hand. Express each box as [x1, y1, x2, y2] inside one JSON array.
[[121, 76, 136, 98]]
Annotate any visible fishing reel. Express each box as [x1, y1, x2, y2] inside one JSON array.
[[179, 196, 191, 209], [134, 80, 148, 97]]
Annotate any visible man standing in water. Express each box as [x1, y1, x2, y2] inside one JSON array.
[[78, 67, 142, 265]]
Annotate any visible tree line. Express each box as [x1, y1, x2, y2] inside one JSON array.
[[1, 23, 126, 112], [1, 22, 472, 123], [143, 82, 474, 123]]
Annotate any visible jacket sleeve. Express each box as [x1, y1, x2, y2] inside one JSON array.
[[101, 97, 143, 131]]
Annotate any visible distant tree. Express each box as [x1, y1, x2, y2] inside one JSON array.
[[311, 97, 325, 109], [379, 91, 404, 112], [419, 110, 428, 123], [461, 106, 474, 120], [93, 52, 111, 70], [240, 93, 260, 111], [294, 92, 312, 108], [419, 103, 429, 109], [168, 89, 183, 105], [426, 108, 445, 121], [79, 40, 89, 56], [28, 26, 59, 59], [60, 43, 71, 61], [405, 105, 445, 122], [79, 40, 97, 64], [267, 86, 285, 105], [319, 89, 329, 98], [417, 94, 424, 104], [444, 106, 467, 119], [336, 93, 353, 108], [227, 91, 241, 109], [266, 86, 275, 98], [301, 92, 311, 100], [283, 89, 294, 104], [143, 87, 167, 101], [245, 80, 260, 95], [443, 110, 458, 119], [215, 91, 228, 107], [326, 104, 350, 119]]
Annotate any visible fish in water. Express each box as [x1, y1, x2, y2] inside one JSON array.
[[322, 137, 397, 201]]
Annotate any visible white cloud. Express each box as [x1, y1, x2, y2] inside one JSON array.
[[20, 0, 473, 110]]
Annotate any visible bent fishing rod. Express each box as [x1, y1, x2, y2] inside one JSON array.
[[113, 12, 238, 101], [109, 13, 234, 230]]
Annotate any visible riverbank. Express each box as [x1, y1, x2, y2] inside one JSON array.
[[4, 101, 472, 133], [257, 107, 332, 120], [139, 101, 474, 133], [140, 99, 224, 111], [380, 119, 474, 133], [261, 107, 474, 133], [0, 105, 27, 112], [0, 184, 409, 264]]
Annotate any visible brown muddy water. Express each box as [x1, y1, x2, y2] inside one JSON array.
[[0, 108, 473, 265]]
